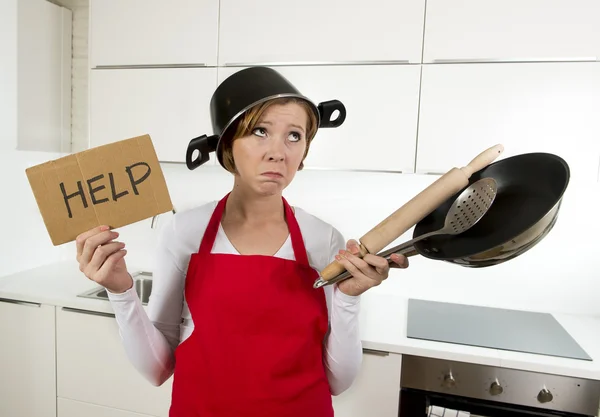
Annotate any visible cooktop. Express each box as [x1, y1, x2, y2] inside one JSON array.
[[406, 298, 592, 361]]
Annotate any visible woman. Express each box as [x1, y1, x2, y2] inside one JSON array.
[[75, 67, 408, 417]]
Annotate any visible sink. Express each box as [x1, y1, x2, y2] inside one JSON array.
[[77, 271, 153, 305]]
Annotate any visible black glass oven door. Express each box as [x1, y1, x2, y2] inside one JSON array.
[[400, 389, 590, 417]]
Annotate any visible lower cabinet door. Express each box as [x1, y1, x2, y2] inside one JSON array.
[[332, 349, 402, 417], [0, 300, 56, 417], [58, 398, 156, 417], [56, 307, 173, 417]]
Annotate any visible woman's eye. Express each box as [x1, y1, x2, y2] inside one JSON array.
[[252, 127, 267, 137], [288, 132, 301, 142]]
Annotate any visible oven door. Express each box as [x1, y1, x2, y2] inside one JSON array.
[[399, 388, 590, 417], [399, 355, 600, 417]]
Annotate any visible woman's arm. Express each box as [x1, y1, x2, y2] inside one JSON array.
[[107, 216, 186, 386], [322, 228, 363, 396]]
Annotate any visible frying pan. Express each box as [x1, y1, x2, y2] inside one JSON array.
[[406, 152, 570, 267]]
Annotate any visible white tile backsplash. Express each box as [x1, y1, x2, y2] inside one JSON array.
[[109, 162, 600, 317]]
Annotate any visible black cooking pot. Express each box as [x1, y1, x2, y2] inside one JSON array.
[[185, 66, 347, 170], [409, 152, 570, 266]]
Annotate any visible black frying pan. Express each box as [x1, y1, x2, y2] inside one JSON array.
[[408, 152, 570, 267]]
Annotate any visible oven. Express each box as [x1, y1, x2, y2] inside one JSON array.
[[398, 355, 600, 417]]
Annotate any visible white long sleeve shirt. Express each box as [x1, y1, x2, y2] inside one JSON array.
[[106, 200, 363, 396]]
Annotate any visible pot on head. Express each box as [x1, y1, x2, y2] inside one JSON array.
[[186, 66, 347, 170]]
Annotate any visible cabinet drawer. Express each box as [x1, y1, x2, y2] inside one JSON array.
[[56, 307, 173, 417], [332, 349, 401, 417]]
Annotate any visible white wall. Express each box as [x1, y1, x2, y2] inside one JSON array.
[[106, 162, 600, 318], [0, 151, 76, 277], [17, 0, 72, 153], [0, 0, 17, 151]]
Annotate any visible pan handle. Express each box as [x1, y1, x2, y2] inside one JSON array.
[[313, 242, 419, 289], [318, 100, 346, 128], [186, 134, 219, 170]]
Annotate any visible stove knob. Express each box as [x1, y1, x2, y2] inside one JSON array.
[[442, 372, 456, 388], [537, 388, 553, 403], [489, 380, 503, 396]]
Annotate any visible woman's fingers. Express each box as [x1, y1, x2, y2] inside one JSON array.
[[337, 250, 386, 282], [99, 248, 128, 276], [75, 225, 110, 260], [86, 241, 125, 275], [390, 253, 409, 268], [79, 230, 120, 267], [362, 253, 390, 276]]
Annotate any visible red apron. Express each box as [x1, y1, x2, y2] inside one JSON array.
[[169, 193, 334, 417]]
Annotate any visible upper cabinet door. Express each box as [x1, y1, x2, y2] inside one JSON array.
[[218, 0, 426, 66], [90, 0, 219, 67], [90, 68, 217, 164], [218, 65, 421, 172], [423, 0, 600, 63], [416, 63, 600, 183]]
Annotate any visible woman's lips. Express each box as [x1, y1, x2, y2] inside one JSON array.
[[261, 171, 283, 178]]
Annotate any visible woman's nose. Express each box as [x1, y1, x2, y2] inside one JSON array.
[[266, 137, 286, 160]]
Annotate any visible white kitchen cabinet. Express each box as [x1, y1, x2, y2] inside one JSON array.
[[90, 0, 219, 67], [332, 349, 402, 417], [423, 0, 600, 63], [218, 65, 421, 172], [416, 63, 600, 183], [90, 67, 217, 164], [0, 299, 56, 417], [56, 307, 173, 417], [218, 0, 425, 66], [58, 398, 155, 417], [17, 0, 71, 153]]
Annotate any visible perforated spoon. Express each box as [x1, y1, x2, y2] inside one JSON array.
[[313, 177, 498, 289]]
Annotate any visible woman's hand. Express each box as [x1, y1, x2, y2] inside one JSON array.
[[76, 225, 133, 294], [335, 239, 408, 297]]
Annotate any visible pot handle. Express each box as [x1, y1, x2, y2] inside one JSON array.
[[318, 100, 346, 128], [186, 134, 219, 170]]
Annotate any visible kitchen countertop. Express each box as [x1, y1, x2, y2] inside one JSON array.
[[2, 260, 600, 381]]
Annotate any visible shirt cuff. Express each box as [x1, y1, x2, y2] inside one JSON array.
[[333, 284, 361, 305], [106, 282, 137, 302]]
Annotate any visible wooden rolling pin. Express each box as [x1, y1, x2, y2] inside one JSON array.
[[319, 144, 505, 282]]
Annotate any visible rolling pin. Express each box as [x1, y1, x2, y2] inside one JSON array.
[[318, 144, 505, 282]]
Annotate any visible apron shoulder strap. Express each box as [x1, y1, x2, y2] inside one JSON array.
[[198, 194, 229, 255], [282, 197, 310, 267]]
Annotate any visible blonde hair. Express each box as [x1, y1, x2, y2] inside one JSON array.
[[220, 97, 318, 174]]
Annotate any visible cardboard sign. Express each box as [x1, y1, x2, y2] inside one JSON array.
[[26, 134, 174, 245]]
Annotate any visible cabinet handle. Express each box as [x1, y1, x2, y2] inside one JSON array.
[[62, 307, 115, 318], [363, 348, 389, 357], [417, 171, 446, 175], [223, 60, 411, 67], [93, 63, 207, 70], [0, 297, 41, 307], [431, 57, 598, 64]]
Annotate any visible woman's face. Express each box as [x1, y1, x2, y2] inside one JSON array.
[[232, 102, 309, 196]]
